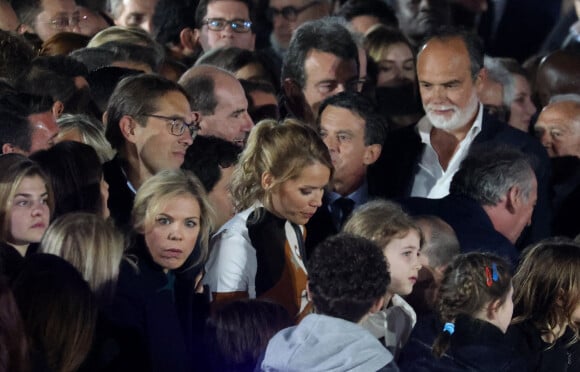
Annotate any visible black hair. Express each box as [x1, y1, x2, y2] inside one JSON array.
[[337, 0, 398, 28], [195, 0, 253, 29], [307, 233, 390, 323], [182, 135, 241, 192], [152, 0, 199, 46], [318, 91, 387, 146]]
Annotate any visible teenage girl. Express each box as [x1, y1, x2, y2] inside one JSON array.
[[399, 252, 527, 371], [507, 239, 580, 371]]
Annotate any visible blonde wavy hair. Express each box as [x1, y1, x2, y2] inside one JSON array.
[[231, 118, 333, 212], [132, 169, 215, 267]]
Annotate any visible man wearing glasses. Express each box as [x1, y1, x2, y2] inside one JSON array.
[[13, 0, 83, 41], [193, 0, 255, 52], [103, 74, 198, 231]]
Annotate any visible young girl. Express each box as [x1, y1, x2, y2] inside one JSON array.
[[343, 199, 422, 359], [0, 154, 53, 281], [507, 239, 580, 371], [398, 252, 526, 371]]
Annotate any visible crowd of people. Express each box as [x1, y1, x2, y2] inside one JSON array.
[[0, 0, 579, 371]]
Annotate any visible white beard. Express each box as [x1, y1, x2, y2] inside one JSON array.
[[424, 93, 479, 132]]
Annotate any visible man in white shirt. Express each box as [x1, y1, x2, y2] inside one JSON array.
[[369, 27, 551, 244]]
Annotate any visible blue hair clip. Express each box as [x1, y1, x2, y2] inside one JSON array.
[[443, 322, 455, 335], [491, 263, 499, 281]]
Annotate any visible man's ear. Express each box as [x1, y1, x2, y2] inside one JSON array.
[[2, 143, 16, 154], [475, 67, 487, 92], [180, 27, 196, 51], [17, 23, 33, 35], [52, 101, 64, 118], [363, 144, 382, 165], [119, 115, 138, 143], [306, 281, 312, 302], [506, 185, 520, 214], [369, 296, 385, 314], [192, 28, 202, 49], [261, 171, 274, 190]]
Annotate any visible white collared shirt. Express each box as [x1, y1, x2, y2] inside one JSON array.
[[410, 104, 484, 199]]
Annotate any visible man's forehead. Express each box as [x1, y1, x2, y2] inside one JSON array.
[[270, 0, 305, 7], [40, 0, 78, 13], [304, 49, 358, 79], [206, 0, 250, 17]]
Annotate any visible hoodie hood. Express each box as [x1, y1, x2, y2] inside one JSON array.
[[260, 313, 393, 372]]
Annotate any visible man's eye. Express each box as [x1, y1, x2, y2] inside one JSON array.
[[127, 14, 144, 26], [337, 134, 350, 142]]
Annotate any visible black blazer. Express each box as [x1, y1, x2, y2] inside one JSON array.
[[369, 112, 552, 245], [103, 156, 135, 233]]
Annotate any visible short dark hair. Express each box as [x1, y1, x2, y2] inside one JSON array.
[[0, 31, 36, 84], [307, 233, 390, 323], [282, 17, 359, 89], [152, 0, 199, 46], [182, 135, 241, 192], [450, 146, 535, 206], [337, 0, 398, 28], [318, 91, 387, 146], [419, 26, 484, 80], [105, 74, 190, 150], [179, 72, 218, 115], [12, 0, 42, 27], [194, 0, 253, 29], [0, 108, 32, 152]]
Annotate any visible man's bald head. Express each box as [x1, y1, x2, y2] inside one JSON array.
[[534, 97, 580, 158], [178, 64, 253, 146]]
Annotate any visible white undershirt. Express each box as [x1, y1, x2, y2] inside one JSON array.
[[410, 104, 484, 199]]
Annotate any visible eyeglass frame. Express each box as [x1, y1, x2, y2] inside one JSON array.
[[42, 12, 88, 30], [142, 114, 201, 137], [266, 1, 322, 22], [201, 18, 253, 33]]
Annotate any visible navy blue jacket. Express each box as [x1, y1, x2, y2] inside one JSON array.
[[369, 112, 551, 246], [398, 314, 526, 371], [109, 236, 208, 372], [400, 194, 520, 268]]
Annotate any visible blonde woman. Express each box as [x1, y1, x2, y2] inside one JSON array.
[[204, 119, 333, 321], [110, 169, 214, 371], [40, 212, 125, 307]]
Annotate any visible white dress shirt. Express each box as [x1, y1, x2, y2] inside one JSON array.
[[410, 104, 484, 199]]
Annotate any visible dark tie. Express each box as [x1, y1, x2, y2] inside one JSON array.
[[332, 197, 355, 230]]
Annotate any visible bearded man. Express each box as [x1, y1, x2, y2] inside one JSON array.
[[367, 27, 551, 244]]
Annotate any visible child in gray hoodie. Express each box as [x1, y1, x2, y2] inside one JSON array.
[[259, 233, 399, 372]]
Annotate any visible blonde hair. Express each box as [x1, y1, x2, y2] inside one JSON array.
[[40, 213, 125, 307], [132, 169, 215, 267], [343, 199, 422, 248], [231, 118, 333, 211], [87, 26, 156, 48], [364, 24, 414, 66], [512, 238, 580, 344], [56, 114, 116, 163], [0, 154, 54, 243]]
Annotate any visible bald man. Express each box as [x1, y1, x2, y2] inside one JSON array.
[[535, 50, 580, 107], [179, 65, 253, 147], [535, 97, 580, 158]]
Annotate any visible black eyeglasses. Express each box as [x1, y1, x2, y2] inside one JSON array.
[[266, 1, 321, 22], [143, 114, 200, 137], [202, 18, 253, 33]]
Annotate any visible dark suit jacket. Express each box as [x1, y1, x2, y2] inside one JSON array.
[[305, 203, 336, 260], [401, 194, 520, 268], [369, 112, 551, 245], [103, 156, 135, 233]]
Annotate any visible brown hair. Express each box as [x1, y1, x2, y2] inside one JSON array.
[[432, 253, 512, 357], [512, 238, 580, 345]]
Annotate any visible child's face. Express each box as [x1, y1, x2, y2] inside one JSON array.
[[383, 229, 422, 296]]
